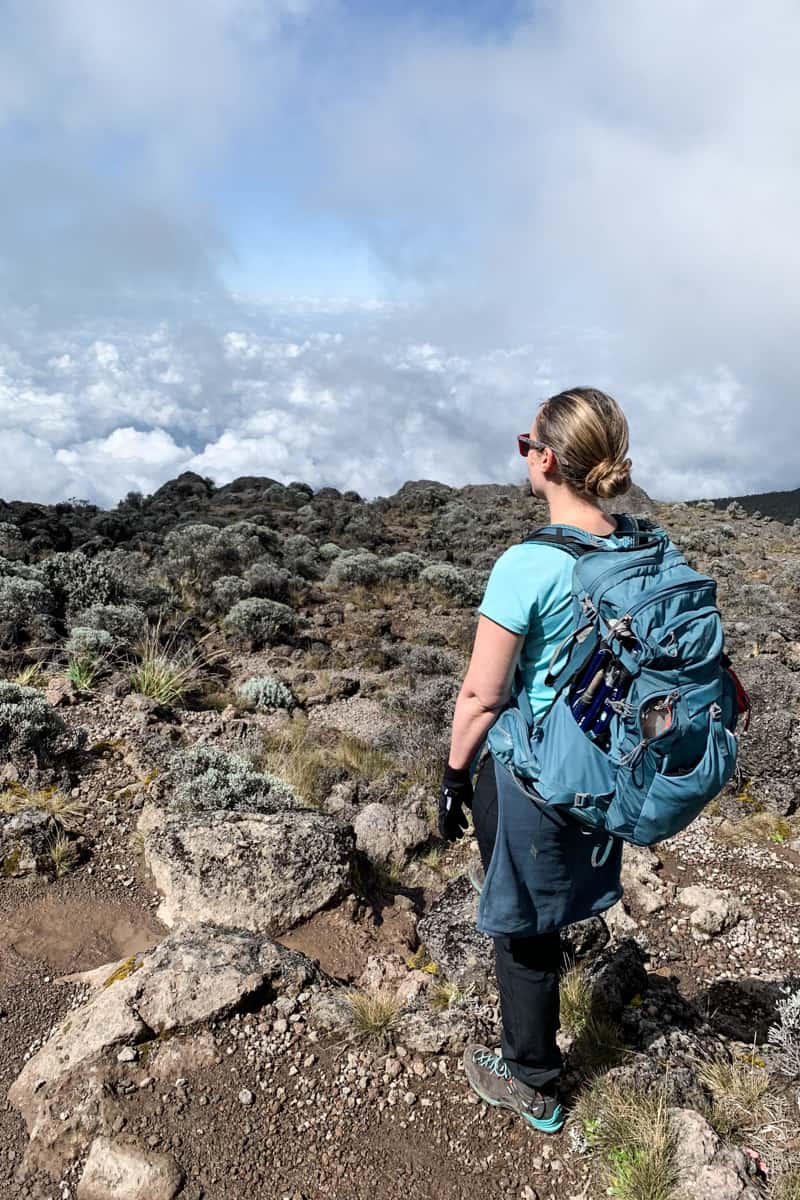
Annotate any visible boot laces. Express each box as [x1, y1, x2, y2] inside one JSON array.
[[472, 1049, 511, 1080]]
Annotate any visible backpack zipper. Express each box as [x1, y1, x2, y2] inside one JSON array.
[[587, 547, 684, 611], [624, 578, 717, 620]]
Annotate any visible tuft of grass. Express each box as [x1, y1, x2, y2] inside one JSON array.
[[12, 662, 48, 688], [560, 963, 595, 1036], [343, 988, 401, 1042], [66, 657, 104, 690], [697, 1055, 771, 1140], [261, 717, 327, 806], [560, 963, 626, 1073], [572, 1077, 677, 1200], [417, 843, 445, 872], [129, 622, 214, 706], [429, 979, 469, 1011], [46, 831, 78, 878], [330, 734, 392, 782], [0, 783, 82, 822]]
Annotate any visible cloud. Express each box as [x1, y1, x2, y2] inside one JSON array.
[[0, 1, 797, 506]]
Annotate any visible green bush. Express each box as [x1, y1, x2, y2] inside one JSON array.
[[244, 561, 291, 602], [162, 521, 275, 597], [419, 562, 478, 606], [382, 552, 425, 581], [167, 744, 296, 814], [41, 552, 122, 616], [65, 626, 115, 661], [326, 550, 383, 587], [0, 574, 55, 646], [236, 675, 297, 711], [211, 575, 248, 612], [0, 682, 75, 766], [223, 598, 297, 648], [76, 603, 147, 645]]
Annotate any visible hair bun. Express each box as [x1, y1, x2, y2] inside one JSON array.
[[584, 457, 632, 499]]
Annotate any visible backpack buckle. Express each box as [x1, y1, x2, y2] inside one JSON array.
[[574, 792, 591, 808]]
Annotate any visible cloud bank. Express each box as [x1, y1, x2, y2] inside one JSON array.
[[0, 1, 797, 505]]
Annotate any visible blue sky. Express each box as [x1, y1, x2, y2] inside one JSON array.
[[0, 0, 798, 504]]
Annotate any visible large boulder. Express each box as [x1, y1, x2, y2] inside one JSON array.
[[143, 808, 354, 933], [733, 657, 800, 815], [620, 844, 672, 915], [352, 801, 429, 868], [9, 924, 321, 1176]]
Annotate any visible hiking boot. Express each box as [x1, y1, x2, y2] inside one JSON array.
[[462, 1044, 564, 1134]]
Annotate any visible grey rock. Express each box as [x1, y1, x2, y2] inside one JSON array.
[[77, 1137, 183, 1200], [677, 885, 747, 939], [621, 844, 671, 915], [143, 808, 353, 934], [585, 938, 649, 1017], [669, 1107, 719, 1167], [352, 802, 429, 867], [416, 876, 492, 991], [0, 808, 59, 877], [9, 925, 321, 1175]]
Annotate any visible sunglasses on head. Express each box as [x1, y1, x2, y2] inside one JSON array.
[[517, 433, 547, 457]]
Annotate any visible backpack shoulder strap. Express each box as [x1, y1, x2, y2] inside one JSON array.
[[524, 526, 600, 559]]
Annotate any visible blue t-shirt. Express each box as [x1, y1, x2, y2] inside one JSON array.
[[478, 523, 638, 722]]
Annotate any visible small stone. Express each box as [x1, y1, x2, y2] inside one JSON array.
[[403, 1091, 416, 1106], [239, 1089, 255, 1106], [117, 1047, 138, 1063]]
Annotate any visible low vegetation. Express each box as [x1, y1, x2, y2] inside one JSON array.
[[572, 1078, 677, 1200], [343, 988, 401, 1042]]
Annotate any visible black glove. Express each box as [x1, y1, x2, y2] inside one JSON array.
[[438, 763, 473, 841]]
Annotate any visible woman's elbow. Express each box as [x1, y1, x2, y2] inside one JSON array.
[[460, 681, 508, 715]]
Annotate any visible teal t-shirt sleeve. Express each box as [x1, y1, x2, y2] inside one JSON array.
[[478, 547, 533, 634]]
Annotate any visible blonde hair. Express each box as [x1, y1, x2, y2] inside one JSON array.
[[535, 387, 632, 500]]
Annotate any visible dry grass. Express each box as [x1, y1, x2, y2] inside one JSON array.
[[331, 734, 392, 782], [66, 656, 106, 690], [0, 783, 83, 822], [428, 979, 470, 1011], [12, 662, 48, 688], [560, 963, 595, 1036], [572, 1077, 677, 1200], [130, 622, 220, 706], [697, 1055, 772, 1140], [46, 831, 79, 878], [261, 718, 328, 806], [715, 810, 795, 848], [775, 1170, 800, 1200], [343, 988, 401, 1042]]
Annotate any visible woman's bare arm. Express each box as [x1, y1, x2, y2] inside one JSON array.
[[447, 616, 524, 770]]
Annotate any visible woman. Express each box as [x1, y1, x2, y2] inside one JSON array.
[[438, 387, 636, 1134]]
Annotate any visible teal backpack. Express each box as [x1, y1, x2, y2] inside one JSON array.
[[487, 514, 750, 848]]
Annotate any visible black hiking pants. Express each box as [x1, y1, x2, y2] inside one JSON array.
[[472, 756, 563, 1092]]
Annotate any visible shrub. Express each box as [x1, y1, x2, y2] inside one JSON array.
[[326, 550, 383, 587], [0, 683, 72, 766], [768, 988, 800, 1079], [223, 598, 297, 648], [382, 552, 425, 581], [318, 542, 344, 562], [41, 551, 122, 616], [0, 575, 55, 647], [420, 563, 478, 606], [76, 603, 147, 645], [167, 744, 296, 814], [65, 627, 115, 661], [282, 534, 324, 581], [244, 561, 290, 602], [236, 675, 297, 711], [162, 521, 275, 597], [211, 575, 248, 612]]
